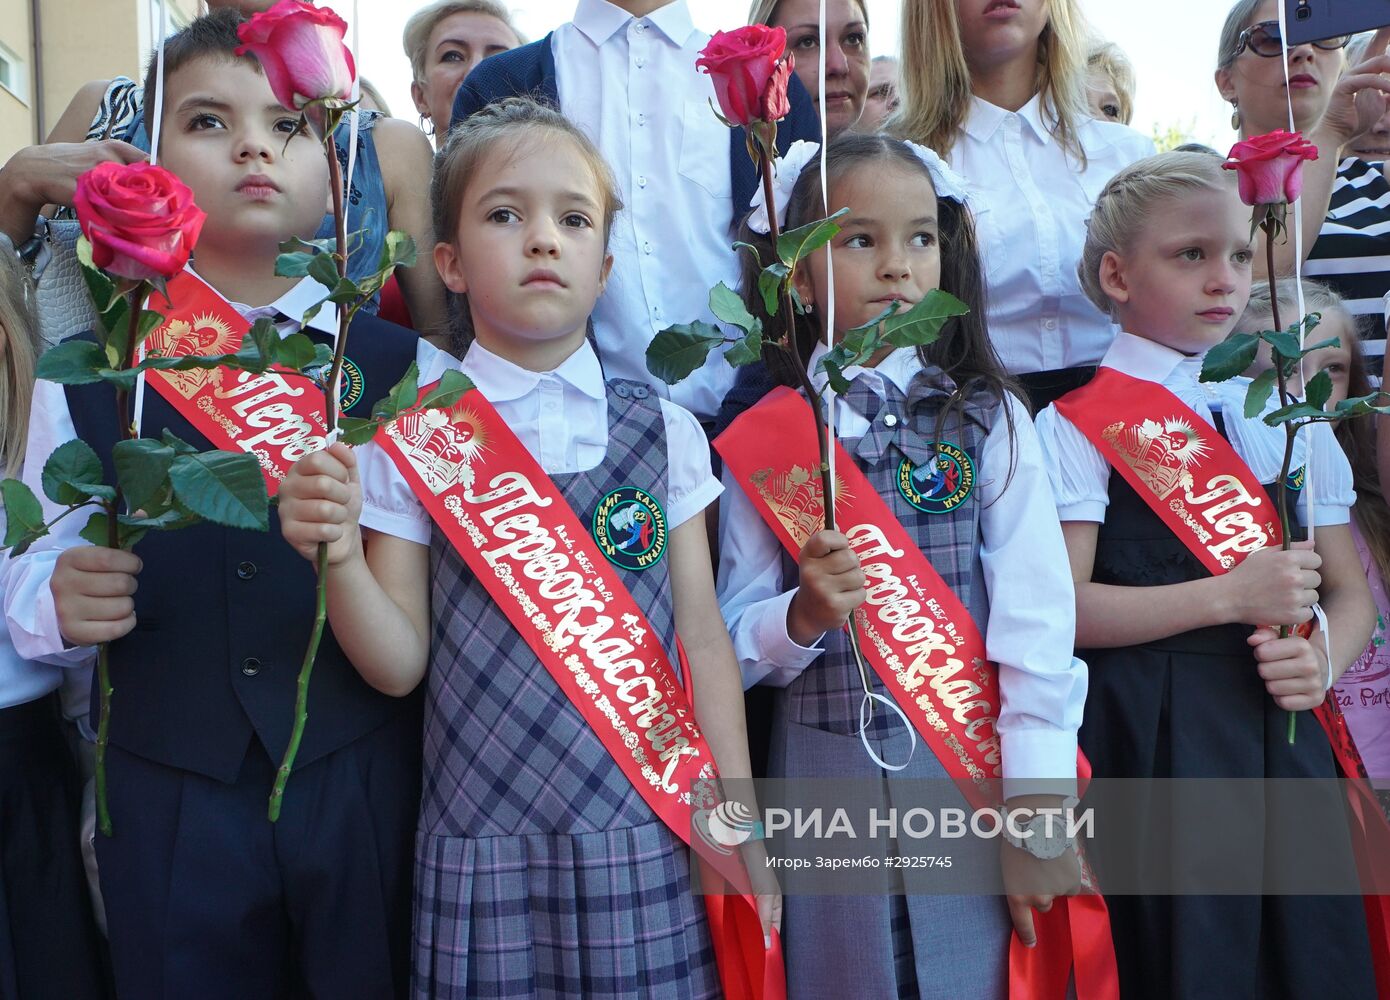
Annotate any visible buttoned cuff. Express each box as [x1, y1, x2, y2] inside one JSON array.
[[1000, 728, 1079, 801], [742, 588, 824, 689]]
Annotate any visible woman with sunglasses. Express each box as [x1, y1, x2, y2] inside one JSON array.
[[1216, 1, 1390, 355]]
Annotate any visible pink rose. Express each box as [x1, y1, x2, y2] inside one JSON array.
[[235, 0, 356, 112], [760, 55, 793, 125], [1223, 130, 1320, 206], [696, 25, 787, 127], [73, 162, 205, 282]]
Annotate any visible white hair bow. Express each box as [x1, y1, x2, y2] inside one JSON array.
[[746, 139, 972, 236]]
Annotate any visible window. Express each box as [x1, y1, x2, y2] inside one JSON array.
[[0, 44, 25, 103]]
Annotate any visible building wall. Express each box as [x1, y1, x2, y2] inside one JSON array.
[[0, 0, 197, 164]]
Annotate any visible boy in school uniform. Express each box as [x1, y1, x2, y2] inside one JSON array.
[[451, 0, 823, 423], [1, 12, 422, 998]]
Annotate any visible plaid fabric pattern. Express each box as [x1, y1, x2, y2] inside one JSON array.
[[414, 380, 718, 999], [785, 368, 996, 740]]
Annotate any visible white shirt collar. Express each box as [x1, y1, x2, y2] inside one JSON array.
[[207, 268, 339, 338], [572, 0, 694, 47], [962, 92, 1055, 146], [1100, 330, 1201, 385], [460, 338, 606, 403], [807, 341, 919, 397]]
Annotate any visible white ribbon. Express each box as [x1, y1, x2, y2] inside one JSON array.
[[745, 140, 820, 235], [134, 0, 169, 440], [858, 691, 918, 772]]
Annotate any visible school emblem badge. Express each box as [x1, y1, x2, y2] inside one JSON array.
[[593, 486, 667, 570], [898, 442, 974, 514], [306, 357, 365, 411]]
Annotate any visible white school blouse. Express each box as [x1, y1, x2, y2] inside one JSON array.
[[950, 95, 1154, 374], [1033, 332, 1356, 525], [357, 339, 721, 544], [715, 346, 1088, 795]]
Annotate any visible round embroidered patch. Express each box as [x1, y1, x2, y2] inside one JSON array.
[[593, 486, 668, 571], [897, 443, 975, 514], [1285, 465, 1306, 493], [307, 357, 365, 411]]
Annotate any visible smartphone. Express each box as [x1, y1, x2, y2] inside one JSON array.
[[1284, 0, 1390, 45]]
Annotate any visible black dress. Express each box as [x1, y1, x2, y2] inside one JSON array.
[[1078, 470, 1377, 1000]]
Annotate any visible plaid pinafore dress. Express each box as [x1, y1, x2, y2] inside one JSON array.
[[412, 380, 719, 999], [769, 370, 1014, 1000]]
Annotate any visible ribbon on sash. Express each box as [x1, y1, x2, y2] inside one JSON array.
[[1057, 366, 1390, 994], [374, 383, 783, 1000], [141, 270, 330, 496], [716, 386, 1118, 1000]]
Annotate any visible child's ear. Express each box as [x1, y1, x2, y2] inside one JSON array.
[[1098, 249, 1130, 306], [434, 241, 468, 294], [597, 252, 614, 296]]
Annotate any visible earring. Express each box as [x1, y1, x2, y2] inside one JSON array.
[[1230, 103, 1240, 131]]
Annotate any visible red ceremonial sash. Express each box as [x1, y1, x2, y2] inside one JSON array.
[[716, 386, 1118, 1000], [141, 270, 329, 496], [1056, 365, 1390, 994], [374, 384, 784, 1000]]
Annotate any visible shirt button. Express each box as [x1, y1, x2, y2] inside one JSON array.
[[653, 306, 663, 319], [637, 113, 647, 126], [1043, 319, 1057, 330], [636, 56, 646, 68], [241, 657, 262, 677], [236, 560, 257, 581], [637, 175, 647, 187], [883, 413, 898, 427], [635, 21, 646, 32], [643, 242, 653, 254]]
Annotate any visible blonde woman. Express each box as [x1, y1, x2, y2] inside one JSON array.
[[403, 0, 523, 143], [748, 0, 871, 138], [894, 0, 1153, 409], [0, 249, 108, 999], [1086, 40, 1135, 125]]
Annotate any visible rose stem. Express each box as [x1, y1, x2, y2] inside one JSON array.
[[270, 110, 349, 820]]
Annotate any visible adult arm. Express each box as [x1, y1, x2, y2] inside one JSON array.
[[0, 141, 145, 244], [373, 118, 449, 348]]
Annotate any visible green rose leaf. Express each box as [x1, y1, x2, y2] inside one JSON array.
[[275, 250, 317, 279], [416, 370, 475, 413], [274, 332, 320, 372], [1200, 332, 1261, 383], [337, 416, 382, 447], [307, 252, 342, 293], [732, 241, 762, 268], [882, 290, 969, 349], [379, 230, 418, 271], [1264, 401, 1329, 426], [113, 438, 176, 513], [819, 357, 851, 395], [709, 282, 759, 335], [1304, 369, 1333, 411], [1, 479, 47, 555], [725, 328, 765, 368], [775, 207, 849, 267], [645, 322, 725, 385], [168, 451, 270, 531], [1263, 330, 1304, 361], [374, 362, 421, 422], [41, 439, 113, 506], [757, 261, 791, 317], [36, 340, 109, 385], [1244, 368, 1277, 419]]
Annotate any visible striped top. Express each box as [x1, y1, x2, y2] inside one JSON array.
[[1305, 157, 1390, 363]]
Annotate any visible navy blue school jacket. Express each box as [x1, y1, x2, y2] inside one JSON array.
[[450, 32, 824, 231], [66, 313, 422, 784]]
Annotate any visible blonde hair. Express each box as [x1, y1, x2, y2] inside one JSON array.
[[1216, 0, 1265, 74], [402, 0, 523, 83], [431, 97, 622, 353], [1236, 278, 1350, 335], [1087, 40, 1135, 125], [0, 254, 39, 478], [747, 0, 868, 30], [1078, 150, 1236, 315], [892, 0, 1094, 163], [357, 77, 392, 117]]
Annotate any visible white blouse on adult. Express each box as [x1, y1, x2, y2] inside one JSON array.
[[949, 94, 1154, 375]]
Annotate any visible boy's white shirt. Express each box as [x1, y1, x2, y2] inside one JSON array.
[[550, 0, 742, 421], [715, 344, 1088, 795], [355, 337, 721, 546], [2, 271, 339, 668], [1033, 331, 1356, 525]]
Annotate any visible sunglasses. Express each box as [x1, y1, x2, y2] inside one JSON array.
[[1233, 20, 1351, 58]]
